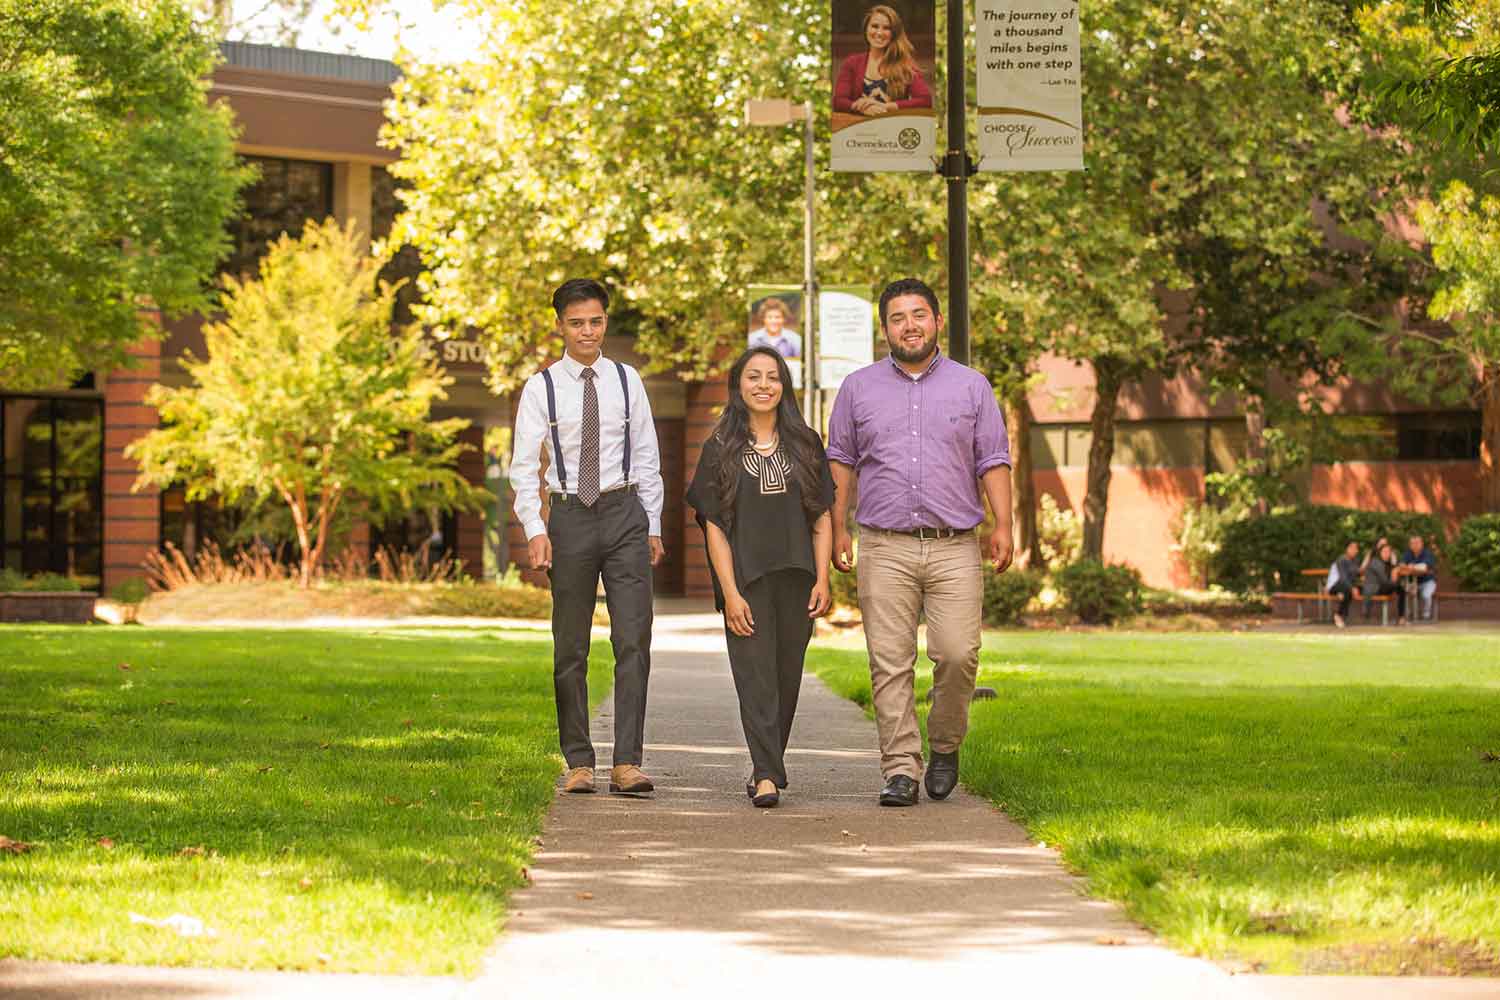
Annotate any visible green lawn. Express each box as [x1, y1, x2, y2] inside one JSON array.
[[808, 630, 1500, 975], [0, 627, 603, 975]]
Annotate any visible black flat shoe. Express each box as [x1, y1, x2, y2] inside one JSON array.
[[924, 749, 959, 800], [879, 774, 919, 807], [752, 788, 779, 808]]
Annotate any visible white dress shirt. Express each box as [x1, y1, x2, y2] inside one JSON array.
[[509, 352, 664, 541]]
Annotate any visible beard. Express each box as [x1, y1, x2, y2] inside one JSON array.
[[888, 333, 938, 365]]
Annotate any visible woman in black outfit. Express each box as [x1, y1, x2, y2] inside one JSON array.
[[686, 347, 834, 808]]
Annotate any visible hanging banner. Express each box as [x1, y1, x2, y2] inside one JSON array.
[[976, 0, 1083, 171], [747, 285, 805, 387], [817, 285, 875, 390], [831, 1, 937, 172]]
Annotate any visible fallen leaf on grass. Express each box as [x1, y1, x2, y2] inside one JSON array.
[[178, 846, 205, 857], [298, 877, 314, 891], [402, 719, 413, 729], [317, 742, 331, 750], [117, 663, 132, 671], [158, 700, 177, 707], [256, 765, 274, 774], [317, 953, 331, 964], [0, 836, 33, 854], [97, 837, 115, 850], [383, 796, 404, 806], [520, 866, 533, 885], [1480, 750, 1499, 763], [576, 891, 594, 901]]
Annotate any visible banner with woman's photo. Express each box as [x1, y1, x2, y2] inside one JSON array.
[[830, 0, 937, 172]]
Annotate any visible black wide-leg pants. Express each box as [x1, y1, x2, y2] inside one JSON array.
[[548, 489, 653, 769], [724, 568, 815, 789]]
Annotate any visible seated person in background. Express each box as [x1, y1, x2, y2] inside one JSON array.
[[1397, 534, 1438, 621], [1360, 538, 1404, 623], [1329, 539, 1362, 629]]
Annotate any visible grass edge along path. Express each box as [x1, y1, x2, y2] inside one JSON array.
[[807, 631, 1500, 976], [0, 626, 606, 976]]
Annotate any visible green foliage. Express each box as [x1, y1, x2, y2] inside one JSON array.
[[1211, 506, 1448, 595], [1448, 513, 1500, 590], [982, 568, 1045, 627], [829, 565, 859, 611], [0, 0, 249, 389], [1037, 493, 1082, 570], [127, 220, 490, 587], [419, 578, 552, 619], [0, 570, 81, 593], [107, 578, 151, 606], [1055, 560, 1144, 625], [1173, 500, 1246, 588]]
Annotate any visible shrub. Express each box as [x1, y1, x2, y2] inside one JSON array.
[[1210, 505, 1447, 595], [0, 571, 82, 593], [1056, 559, 1144, 625], [1038, 493, 1082, 569], [420, 579, 552, 619], [829, 566, 859, 610], [983, 567, 1045, 626], [1449, 514, 1500, 592], [1173, 498, 1249, 586], [108, 578, 151, 624]]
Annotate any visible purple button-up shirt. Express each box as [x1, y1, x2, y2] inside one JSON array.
[[826, 352, 1011, 531]]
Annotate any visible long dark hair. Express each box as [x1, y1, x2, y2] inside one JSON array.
[[711, 347, 828, 532]]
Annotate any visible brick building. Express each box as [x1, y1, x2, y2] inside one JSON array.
[[0, 43, 1483, 596]]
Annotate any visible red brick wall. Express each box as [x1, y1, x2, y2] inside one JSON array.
[[102, 337, 162, 591], [683, 378, 727, 598], [1309, 461, 1483, 534], [654, 416, 685, 595], [1033, 467, 1204, 589]]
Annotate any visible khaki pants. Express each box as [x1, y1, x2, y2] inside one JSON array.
[[856, 529, 983, 780]]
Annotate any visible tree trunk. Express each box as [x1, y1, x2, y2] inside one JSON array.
[[304, 487, 344, 582], [1482, 360, 1500, 513], [1006, 395, 1039, 568], [280, 481, 314, 589], [1082, 358, 1123, 562], [1244, 404, 1268, 515]]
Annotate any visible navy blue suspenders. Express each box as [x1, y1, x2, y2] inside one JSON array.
[[540, 360, 632, 497]]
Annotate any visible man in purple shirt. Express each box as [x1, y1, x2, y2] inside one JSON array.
[[826, 278, 1014, 807]]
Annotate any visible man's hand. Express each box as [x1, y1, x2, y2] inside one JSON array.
[[832, 528, 854, 573], [988, 524, 1014, 573], [528, 534, 552, 570], [649, 536, 665, 567]]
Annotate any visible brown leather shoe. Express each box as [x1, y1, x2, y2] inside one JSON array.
[[562, 766, 595, 794], [609, 764, 655, 795]]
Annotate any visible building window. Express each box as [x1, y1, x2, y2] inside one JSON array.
[[1397, 411, 1482, 460], [221, 156, 335, 280], [159, 488, 248, 562], [1, 397, 103, 585]]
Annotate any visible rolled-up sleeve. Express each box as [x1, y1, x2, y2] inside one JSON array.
[[973, 383, 1011, 476], [826, 381, 859, 467]]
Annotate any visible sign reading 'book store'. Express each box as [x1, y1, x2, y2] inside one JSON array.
[[830, 0, 937, 172], [976, 0, 1083, 172]]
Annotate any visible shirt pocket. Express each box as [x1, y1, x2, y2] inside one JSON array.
[[934, 398, 978, 446]]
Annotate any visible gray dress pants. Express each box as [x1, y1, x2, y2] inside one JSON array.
[[548, 488, 653, 769]]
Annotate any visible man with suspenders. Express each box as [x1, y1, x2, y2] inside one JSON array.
[[510, 279, 666, 795]]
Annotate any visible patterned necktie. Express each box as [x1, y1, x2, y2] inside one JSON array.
[[577, 367, 601, 506]]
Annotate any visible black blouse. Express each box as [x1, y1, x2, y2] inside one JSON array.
[[684, 435, 836, 610]]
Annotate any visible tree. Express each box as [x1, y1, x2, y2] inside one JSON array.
[[1412, 182, 1500, 509], [978, 0, 1409, 559], [347, 0, 934, 392], [0, 0, 249, 390], [127, 219, 489, 587], [195, 0, 317, 44], [1380, 0, 1500, 154]]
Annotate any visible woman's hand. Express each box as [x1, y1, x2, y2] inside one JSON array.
[[724, 592, 755, 637], [808, 577, 832, 619], [851, 96, 873, 113], [867, 100, 893, 116]]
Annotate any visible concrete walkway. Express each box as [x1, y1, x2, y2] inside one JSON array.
[[465, 612, 1500, 1000]]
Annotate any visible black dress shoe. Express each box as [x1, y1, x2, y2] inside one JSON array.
[[924, 749, 959, 800], [879, 774, 919, 807]]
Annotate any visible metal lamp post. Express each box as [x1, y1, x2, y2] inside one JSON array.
[[745, 98, 818, 429]]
